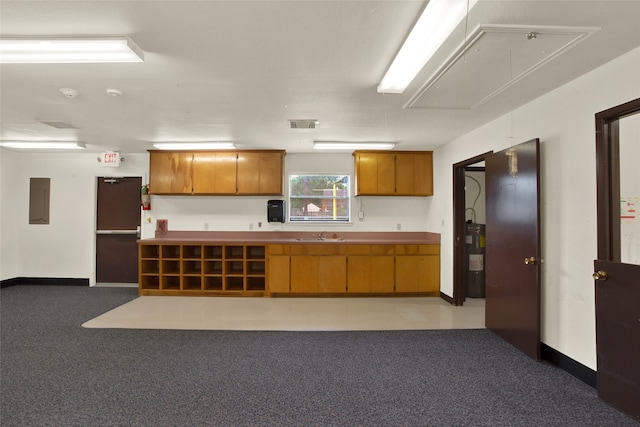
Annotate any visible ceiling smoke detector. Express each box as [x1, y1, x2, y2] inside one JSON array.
[[106, 88, 123, 97], [59, 88, 79, 98], [288, 119, 319, 129]]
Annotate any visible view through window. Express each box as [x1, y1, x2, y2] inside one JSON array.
[[289, 174, 350, 222]]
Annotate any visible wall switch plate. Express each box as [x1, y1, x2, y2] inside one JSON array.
[[358, 211, 364, 219]]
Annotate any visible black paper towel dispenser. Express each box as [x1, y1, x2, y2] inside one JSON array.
[[267, 200, 285, 223]]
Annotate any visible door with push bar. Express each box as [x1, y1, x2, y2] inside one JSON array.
[[96, 176, 142, 284]]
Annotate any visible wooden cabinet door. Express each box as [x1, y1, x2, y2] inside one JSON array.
[[348, 255, 394, 293], [395, 152, 433, 196], [319, 256, 346, 293], [371, 255, 395, 292], [413, 152, 433, 196], [418, 255, 440, 292], [149, 152, 193, 194], [395, 256, 421, 292], [355, 152, 395, 195], [347, 256, 371, 293], [396, 255, 439, 293], [237, 151, 284, 195], [290, 255, 318, 293], [268, 255, 290, 293], [192, 152, 237, 194], [258, 151, 284, 195]]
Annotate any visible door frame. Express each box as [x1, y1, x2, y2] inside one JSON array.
[[93, 175, 143, 286], [595, 97, 640, 260], [452, 151, 492, 306]]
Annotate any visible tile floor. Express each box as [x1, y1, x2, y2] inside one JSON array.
[[83, 296, 485, 331]]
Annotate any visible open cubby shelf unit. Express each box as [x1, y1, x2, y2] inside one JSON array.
[[138, 243, 266, 295]]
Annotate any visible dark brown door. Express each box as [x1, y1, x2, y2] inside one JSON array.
[[96, 177, 142, 284], [485, 139, 541, 360], [594, 98, 640, 420], [593, 260, 640, 418]]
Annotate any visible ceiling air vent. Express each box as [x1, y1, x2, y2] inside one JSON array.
[[39, 121, 80, 129], [288, 119, 319, 129]]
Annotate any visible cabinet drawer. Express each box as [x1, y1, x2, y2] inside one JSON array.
[[290, 244, 347, 255]]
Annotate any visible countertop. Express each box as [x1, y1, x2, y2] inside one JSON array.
[[139, 231, 440, 245]]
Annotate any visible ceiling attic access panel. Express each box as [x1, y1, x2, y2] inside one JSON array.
[[406, 24, 599, 110]]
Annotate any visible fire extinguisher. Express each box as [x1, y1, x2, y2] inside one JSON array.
[[141, 185, 151, 210]]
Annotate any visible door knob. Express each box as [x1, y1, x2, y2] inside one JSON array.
[[524, 257, 537, 265], [592, 270, 608, 281]]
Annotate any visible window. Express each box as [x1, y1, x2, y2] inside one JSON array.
[[289, 174, 350, 222]]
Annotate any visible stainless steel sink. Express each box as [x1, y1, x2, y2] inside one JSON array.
[[294, 237, 345, 242]]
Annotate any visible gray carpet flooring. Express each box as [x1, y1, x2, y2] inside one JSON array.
[[1, 285, 638, 427]]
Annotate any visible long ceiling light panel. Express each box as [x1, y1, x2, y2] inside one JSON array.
[[0, 141, 86, 149], [313, 141, 395, 150], [0, 37, 144, 63], [153, 142, 236, 150], [377, 0, 478, 93]]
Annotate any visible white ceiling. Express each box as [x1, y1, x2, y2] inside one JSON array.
[[1, 1, 639, 154]]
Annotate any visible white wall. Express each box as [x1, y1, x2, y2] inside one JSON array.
[[0, 149, 21, 280], [148, 153, 432, 234], [0, 151, 148, 283], [0, 151, 431, 282], [429, 46, 640, 369]]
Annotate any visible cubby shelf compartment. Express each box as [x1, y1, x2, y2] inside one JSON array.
[[162, 245, 181, 259], [225, 246, 244, 259], [182, 276, 202, 291], [204, 261, 223, 275], [140, 275, 160, 290], [225, 276, 245, 291], [138, 243, 267, 296], [161, 276, 181, 290], [182, 245, 202, 259], [182, 260, 202, 274], [141, 260, 159, 274], [204, 245, 223, 259]]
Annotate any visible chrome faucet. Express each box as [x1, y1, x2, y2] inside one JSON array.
[[315, 231, 327, 240]]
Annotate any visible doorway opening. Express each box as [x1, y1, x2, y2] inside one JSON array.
[[453, 152, 492, 306]]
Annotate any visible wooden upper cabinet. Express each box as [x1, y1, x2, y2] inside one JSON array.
[[354, 150, 433, 196], [395, 152, 433, 196], [149, 150, 284, 196], [237, 151, 284, 195], [149, 151, 193, 194], [192, 152, 237, 195]]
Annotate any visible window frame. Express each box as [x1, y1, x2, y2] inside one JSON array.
[[287, 173, 351, 223]]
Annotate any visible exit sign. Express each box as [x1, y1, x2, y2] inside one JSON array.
[[101, 152, 121, 167]]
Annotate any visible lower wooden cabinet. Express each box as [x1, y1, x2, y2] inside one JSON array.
[[267, 243, 439, 295], [347, 255, 395, 293], [395, 245, 440, 293], [140, 242, 439, 296]]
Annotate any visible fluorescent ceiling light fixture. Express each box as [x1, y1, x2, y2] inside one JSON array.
[[377, 0, 478, 93], [0, 141, 86, 149], [153, 142, 236, 150], [313, 141, 395, 150], [0, 37, 144, 63]]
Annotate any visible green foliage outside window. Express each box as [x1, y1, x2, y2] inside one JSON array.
[[289, 175, 350, 222]]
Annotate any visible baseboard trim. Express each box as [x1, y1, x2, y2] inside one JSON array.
[[1, 277, 89, 288], [440, 292, 454, 304], [541, 343, 597, 388]]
